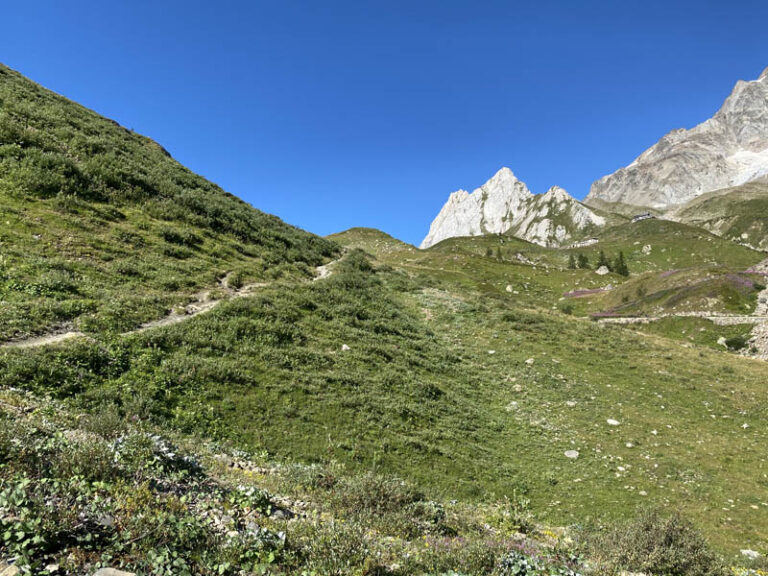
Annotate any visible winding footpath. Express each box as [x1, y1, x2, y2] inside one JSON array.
[[596, 257, 768, 360], [1, 255, 344, 350]]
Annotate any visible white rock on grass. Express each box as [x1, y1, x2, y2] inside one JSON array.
[[341, 344, 351, 351], [525, 358, 535, 365], [606, 418, 620, 426], [564, 450, 579, 459], [741, 549, 761, 560], [596, 266, 610, 275]]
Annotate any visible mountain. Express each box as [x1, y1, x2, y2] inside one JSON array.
[[2, 65, 768, 574], [421, 167, 607, 248], [587, 66, 768, 209]]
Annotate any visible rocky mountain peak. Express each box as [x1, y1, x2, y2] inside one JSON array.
[[421, 170, 605, 249], [587, 67, 768, 209]]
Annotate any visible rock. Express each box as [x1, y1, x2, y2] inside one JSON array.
[[93, 570, 136, 576], [1, 564, 20, 576], [271, 507, 295, 520], [606, 418, 620, 426], [341, 344, 350, 351], [595, 265, 610, 275], [506, 284, 514, 293], [421, 168, 605, 249], [741, 549, 761, 560], [642, 244, 652, 255], [525, 358, 535, 365], [564, 450, 579, 459], [587, 67, 768, 208], [717, 336, 728, 347]]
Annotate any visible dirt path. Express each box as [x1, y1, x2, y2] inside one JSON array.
[[1, 255, 344, 350], [597, 257, 768, 360]]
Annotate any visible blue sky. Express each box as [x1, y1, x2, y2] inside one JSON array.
[[2, 1, 767, 245]]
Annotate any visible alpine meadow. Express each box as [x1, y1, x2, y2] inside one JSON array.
[[1, 16, 768, 576]]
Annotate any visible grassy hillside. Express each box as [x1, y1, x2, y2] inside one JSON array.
[[1, 66, 767, 574], [672, 180, 768, 250], [0, 63, 338, 341]]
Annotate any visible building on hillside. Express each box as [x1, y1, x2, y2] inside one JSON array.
[[631, 212, 655, 223]]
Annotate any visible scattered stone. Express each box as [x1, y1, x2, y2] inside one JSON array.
[[93, 570, 136, 576], [506, 285, 514, 293], [717, 336, 727, 347], [741, 549, 761, 560], [607, 418, 620, 426], [642, 244, 652, 255], [341, 344, 351, 351], [596, 265, 610, 275], [566, 400, 577, 407], [488, 350, 496, 355], [525, 358, 535, 365], [271, 507, 295, 520], [564, 450, 579, 459], [639, 490, 648, 496], [1, 564, 20, 576]]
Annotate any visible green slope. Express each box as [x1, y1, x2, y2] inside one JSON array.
[[0, 65, 767, 573], [672, 180, 768, 250], [0, 63, 338, 341]]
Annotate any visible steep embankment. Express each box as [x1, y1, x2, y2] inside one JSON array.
[[0, 63, 338, 342]]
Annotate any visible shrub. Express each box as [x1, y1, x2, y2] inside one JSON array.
[[492, 492, 536, 535], [333, 472, 422, 516], [586, 508, 727, 576], [725, 335, 749, 351]]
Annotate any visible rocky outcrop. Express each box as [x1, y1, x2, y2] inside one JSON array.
[[421, 168, 605, 248], [587, 67, 768, 209]]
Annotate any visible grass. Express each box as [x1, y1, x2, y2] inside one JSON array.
[[673, 180, 768, 250], [0, 63, 338, 341], [1, 64, 768, 573]]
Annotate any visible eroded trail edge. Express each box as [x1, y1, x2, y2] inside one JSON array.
[[1, 255, 344, 350]]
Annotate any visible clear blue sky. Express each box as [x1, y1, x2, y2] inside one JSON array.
[[2, 1, 767, 245]]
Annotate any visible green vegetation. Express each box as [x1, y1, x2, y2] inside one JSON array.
[[674, 181, 768, 251], [0, 63, 338, 341], [1, 66, 768, 574]]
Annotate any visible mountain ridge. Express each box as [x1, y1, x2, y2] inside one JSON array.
[[586, 66, 768, 208], [421, 167, 607, 249]]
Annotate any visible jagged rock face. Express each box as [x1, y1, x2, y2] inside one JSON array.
[[421, 168, 605, 248], [587, 67, 768, 209]]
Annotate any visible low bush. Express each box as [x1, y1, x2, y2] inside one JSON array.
[[585, 508, 727, 576]]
